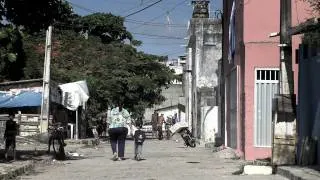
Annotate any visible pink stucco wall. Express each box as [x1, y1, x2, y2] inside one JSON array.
[[241, 0, 311, 160], [244, 43, 279, 160]]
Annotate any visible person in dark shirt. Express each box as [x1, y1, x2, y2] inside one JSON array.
[[133, 121, 146, 161], [4, 111, 18, 160]]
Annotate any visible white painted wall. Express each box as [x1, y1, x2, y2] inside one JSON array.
[[201, 106, 219, 143]]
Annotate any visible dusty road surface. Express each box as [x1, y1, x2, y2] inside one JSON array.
[[18, 139, 287, 180]]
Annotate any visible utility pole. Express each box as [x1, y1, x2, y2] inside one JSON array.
[[40, 26, 53, 133], [272, 0, 296, 165], [186, 48, 193, 131], [279, 0, 294, 95], [76, 108, 79, 140]]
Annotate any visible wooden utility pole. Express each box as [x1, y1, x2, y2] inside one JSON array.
[[272, 0, 296, 165], [40, 26, 53, 133], [279, 0, 294, 95]]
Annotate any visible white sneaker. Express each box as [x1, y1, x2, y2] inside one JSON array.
[[136, 154, 141, 161], [112, 152, 118, 161]]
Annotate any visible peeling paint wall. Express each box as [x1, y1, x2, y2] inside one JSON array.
[[187, 18, 222, 142]]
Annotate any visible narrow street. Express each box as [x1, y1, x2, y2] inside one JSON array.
[[18, 139, 286, 180]]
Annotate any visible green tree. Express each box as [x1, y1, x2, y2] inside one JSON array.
[[77, 13, 133, 43], [0, 26, 25, 81], [0, 0, 74, 80], [1, 0, 73, 32], [2, 4, 174, 120], [23, 28, 174, 119]]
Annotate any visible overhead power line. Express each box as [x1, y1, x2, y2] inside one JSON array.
[[52, 22, 185, 40], [67, 1, 98, 13], [124, 0, 163, 18], [132, 32, 184, 39], [64, 1, 187, 40], [142, 42, 183, 45], [66, 0, 187, 28], [125, 19, 187, 27], [122, 0, 155, 15], [130, 0, 189, 30]]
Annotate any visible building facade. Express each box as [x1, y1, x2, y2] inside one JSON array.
[[221, 0, 311, 160], [185, 0, 222, 143], [144, 57, 185, 123]]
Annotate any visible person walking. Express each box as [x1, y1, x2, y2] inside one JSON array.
[[172, 113, 178, 124], [107, 103, 132, 161], [151, 112, 158, 138], [4, 111, 18, 160], [157, 114, 165, 140], [133, 121, 146, 161]]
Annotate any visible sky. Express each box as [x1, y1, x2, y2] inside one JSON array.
[[67, 0, 222, 59]]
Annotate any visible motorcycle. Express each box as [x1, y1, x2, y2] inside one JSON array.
[[47, 124, 66, 160], [169, 122, 196, 148]]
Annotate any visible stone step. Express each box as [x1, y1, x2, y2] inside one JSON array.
[[243, 165, 273, 175]]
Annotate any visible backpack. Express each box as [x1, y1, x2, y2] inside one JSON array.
[[134, 130, 146, 144]]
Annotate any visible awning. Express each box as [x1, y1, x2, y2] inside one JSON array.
[[0, 91, 42, 108]]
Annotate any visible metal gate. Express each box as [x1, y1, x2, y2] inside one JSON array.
[[254, 68, 279, 147]]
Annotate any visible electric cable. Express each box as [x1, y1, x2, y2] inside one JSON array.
[[124, 0, 163, 18]]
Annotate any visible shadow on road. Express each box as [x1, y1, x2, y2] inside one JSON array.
[[0, 149, 48, 163]]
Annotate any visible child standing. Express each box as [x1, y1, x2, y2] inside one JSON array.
[[133, 121, 146, 161]]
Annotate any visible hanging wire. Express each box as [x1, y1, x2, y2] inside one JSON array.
[[129, 0, 189, 30], [124, 0, 163, 18]]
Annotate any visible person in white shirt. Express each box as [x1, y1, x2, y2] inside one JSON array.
[[107, 103, 131, 161]]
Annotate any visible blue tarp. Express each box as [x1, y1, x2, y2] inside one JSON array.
[[0, 91, 42, 108]]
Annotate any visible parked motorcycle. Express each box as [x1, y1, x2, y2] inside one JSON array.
[[170, 122, 196, 148], [47, 124, 66, 160]]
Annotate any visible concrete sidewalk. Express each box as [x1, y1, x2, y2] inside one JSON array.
[[277, 166, 320, 180], [205, 143, 320, 179], [0, 156, 52, 180], [0, 137, 88, 180]]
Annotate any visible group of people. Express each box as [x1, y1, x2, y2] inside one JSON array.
[[2, 103, 144, 162], [4, 104, 178, 162], [107, 103, 146, 161], [151, 112, 179, 140]]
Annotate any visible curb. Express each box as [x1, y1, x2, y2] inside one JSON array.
[[65, 139, 99, 146], [0, 157, 53, 180], [276, 167, 303, 180], [205, 142, 215, 149], [276, 166, 320, 180], [0, 161, 34, 180]]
